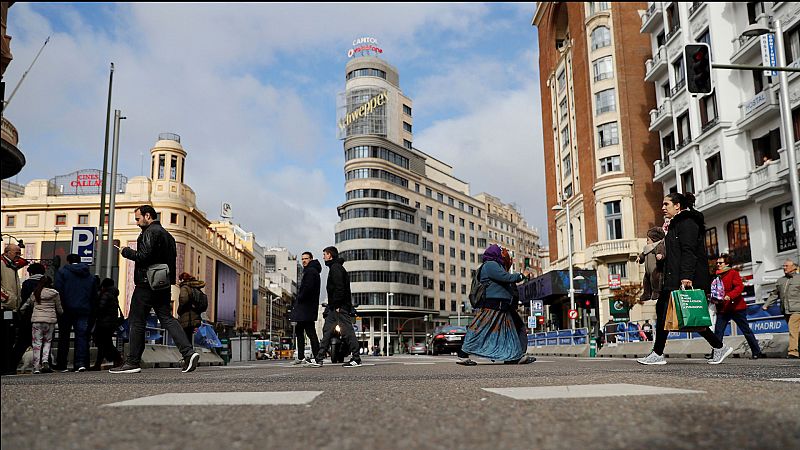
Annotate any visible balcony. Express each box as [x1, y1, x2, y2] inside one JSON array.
[[730, 33, 760, 65], [688, 2, 706, 18], [735, 88, 779, 132], [676, 137, 692, 151], [589, 239, 639, 260], [670, 79, 686, 98], [640, 3, 664, 34], [696, 178, 749, 213], [747, 158, 784, 199], [649, 98, 673, 131], [653, 151, 674, 182], [644, 46, 668, 83], [664, 24, 681, 45]]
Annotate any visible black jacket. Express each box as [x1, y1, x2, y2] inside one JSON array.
[[94, 287, 121, 330], [121, 221, 177, 286], [663, 209, 710, 293], [292, 260, 321, 322], [325, 258, 352, 312]]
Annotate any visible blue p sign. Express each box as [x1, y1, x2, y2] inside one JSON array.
[[71, 227, 96, 264]]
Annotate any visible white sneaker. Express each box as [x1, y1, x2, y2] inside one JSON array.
[[77, 366, 86, 372], [636, 351, 666, 365], [708, 346, 733, 365], [290, 359, 305, 366]]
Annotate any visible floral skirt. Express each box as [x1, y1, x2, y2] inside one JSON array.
[[461, 307, 525, 362]]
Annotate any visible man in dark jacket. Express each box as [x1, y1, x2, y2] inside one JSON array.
[[308, 246, 361, 367], [54, 254, 97, 372], [110, 205, 199, 374], [290, 252, 321, 365]]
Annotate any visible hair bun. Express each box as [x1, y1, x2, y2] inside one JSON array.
[[684, 192, 696, 209]]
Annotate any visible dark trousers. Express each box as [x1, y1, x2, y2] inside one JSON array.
[[10, 311, 32, 371], [316, 310, 359, 361], [93, 326, 122, 367], [295, 321, 320, 360], [127, 285, 194, 366], [2, 309, 20, 373], [714, 310, 762, 354], [56, 310, 90, 369], [183, 326, 196, 348], [653, 289, 723, 355]]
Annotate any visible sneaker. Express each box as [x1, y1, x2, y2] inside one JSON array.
[[109, 363, 141, 374], [33, 369, 41, 374], [307, 359, 323, 368], [750, 352, 767, 360], [636, 351, 666, 365], [342, 358, 362, 368], [456, 358, 477, 366], [40, 365, 53, 374], [182, 352, 200, 373], [708, 346, 733, 365], [517, 355, 537, 365], [77, 366, 86, 373], [290, 359, 306, 366]]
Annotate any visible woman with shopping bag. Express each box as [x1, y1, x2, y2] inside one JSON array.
[[637, 192, 733, 365], [712, 254, 766, 359]]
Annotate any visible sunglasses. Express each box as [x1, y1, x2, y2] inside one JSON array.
[[716, 262, 725, 265]]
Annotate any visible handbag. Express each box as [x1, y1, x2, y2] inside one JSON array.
[[669, 287, 712, 330], [146, 263, 171, 290]]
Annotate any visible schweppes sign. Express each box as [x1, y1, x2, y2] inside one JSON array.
[[338, 91, 388, 132]]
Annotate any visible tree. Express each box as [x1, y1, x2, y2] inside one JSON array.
[[612, 283, 644, 309]]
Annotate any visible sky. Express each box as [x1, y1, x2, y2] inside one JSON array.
[[3, 2, 546, 257]]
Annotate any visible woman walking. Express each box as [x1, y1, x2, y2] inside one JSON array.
[[457, 244, 533, 366], [23, 276, 62, 374], [712, 254, 766, 359], [637, 192, 733, 365], [178, 272, 204, 346], [91, 278, 124, 370]]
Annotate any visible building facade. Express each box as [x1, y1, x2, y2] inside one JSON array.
[[1, 133, 255, 330], [533, 2, 663, 327], [335, 50, 541, 354], [474, 192, 543, 276], [643, 1, 800, 300], [263, 247, 297, 340]]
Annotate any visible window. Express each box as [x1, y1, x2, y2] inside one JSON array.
[[699, 92, 718, 129], [78, 214, 89, 225], [439, 244, 445, 255], [438, 226, 444, 237], [459, 201, 464, 211], [158, 155, 165, 179], [661, 81, 671, 98], [403, 139, 413, 150], [562, 154, 572, 177], [426, 206, 433, 215], [608, 262, 627, 279], [600, 155, 621, 174], [346, 68, 387, 80], [666, 2, 679, 33], [438, 210, 444, 220], [439, 281, 445, 292], [662, 133, 675, 154], [460, 250, 466, 260], [794, 106, 800, 144], [439, 299, 445, 310], [564, 183, 574, 199], [449, 230, 455, 240], [593, 56, 613, 81], [426, 187, 432, 197], [681, 170, 695, 194], [705, 227, 719, 259], [461, 284, 467, 295], [605, 201, 623, 240], [657, 31, 666, 48], [561, 126, 570, 149], [56, 215, 66, 226], [448, 197, 454, 207], [450, 265, 456, 276], [673, 57, 685, 85], [753, 68, 769, 94], [403, 104, 412, 116], [469, 221, 474, 231], [437, 192, 444, 202], [591, 26, 611, 50], [5, 215, 15, 227], [459, 218, 465, 227], [726, 216, 752, 263], [785, 22, 800, 64], [597, 122, 619, 147], [747, 2, 765, 25], [677, 112, 691, 146], [557, 69, 566, 92], [560, 97, 568, 122], [697, 29, 711, 47], [345, 168, 408, 187], [589, 2, 610, 15], [450, 283, 456, 294], [345, 146, 410, 169], [459, 233, 465, 243], [470, 237, 475, 246], [595, 89, 616, 114], [170, 155, 178, 180], [751, 128, 781, 165], [706, 153, 722, 185], [451, 300, 456, 311], [773, 203, 797, 253], [450, 247, 456, 258], [439, 262, 445, 273], [449, 214, 455, 224]]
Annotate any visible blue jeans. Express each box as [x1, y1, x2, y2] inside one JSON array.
[[56, 311, 90, 369], [714, 309, 762, 354]]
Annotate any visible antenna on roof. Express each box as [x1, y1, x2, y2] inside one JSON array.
[[3, 36, 51, 111]]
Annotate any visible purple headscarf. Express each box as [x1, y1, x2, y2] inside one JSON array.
[[482, 244, 503, 265]]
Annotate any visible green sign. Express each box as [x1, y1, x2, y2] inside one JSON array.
[[609, 299, 629, 315]]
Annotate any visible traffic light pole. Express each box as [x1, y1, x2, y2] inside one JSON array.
[[710, 63, 800, 72]]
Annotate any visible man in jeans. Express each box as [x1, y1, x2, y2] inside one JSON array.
[[308, 246, 361, 368], [54, 254, 97, 372], [289, 252, 321, 365], [110, 205, 199, 374], [763, 259, 800, 359]]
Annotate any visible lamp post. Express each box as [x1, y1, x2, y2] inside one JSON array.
[[386, 292, 393, 357], [737, 19, 800, 264], [52, 227, 60, 261], [552, 195, 576, 329]]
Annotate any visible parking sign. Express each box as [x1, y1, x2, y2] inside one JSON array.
[[71, 227, 96, 264]]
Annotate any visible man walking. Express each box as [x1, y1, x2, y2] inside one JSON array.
[[763, 259, 800, 359], [308, 246, 361, 368], [1, 243, 24, 375], [54, 254, 97, 372], [290, 252, 321, 365], [110, 205, 199, 373]]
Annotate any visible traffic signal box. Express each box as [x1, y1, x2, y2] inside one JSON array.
[[577, 296, 598, 310], [685, 43, 713, 95]]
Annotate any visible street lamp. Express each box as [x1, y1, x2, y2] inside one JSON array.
[[740, 19, 800, 264], [386, 292, 393, 357], [552, 196, 576, 330]]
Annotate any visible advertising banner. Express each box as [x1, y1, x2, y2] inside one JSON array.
[[215, 261, 239, 326]]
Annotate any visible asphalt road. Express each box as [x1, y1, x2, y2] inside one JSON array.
[[2, 355, 798, 450]]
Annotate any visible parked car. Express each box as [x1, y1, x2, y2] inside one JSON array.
[[408, 342, 428, 355], [430, 325, 467, 355]]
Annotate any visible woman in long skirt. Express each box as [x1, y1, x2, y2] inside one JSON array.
[[457, 244, 534, 366]]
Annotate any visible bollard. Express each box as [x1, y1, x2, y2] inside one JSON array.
[[589, 337, 597, 358]]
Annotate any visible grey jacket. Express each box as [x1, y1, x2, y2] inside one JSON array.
[[763, 272, 800, 314], [26, 288, 63, 324], [638, 240, 665, 276]]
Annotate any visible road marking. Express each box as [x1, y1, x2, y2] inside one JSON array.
[[214, 365, 261, 369], [769, 378, 800, 383], [404, 362, 436, 365], [483, 384, 704, 400], [105, 391, 323, 407]]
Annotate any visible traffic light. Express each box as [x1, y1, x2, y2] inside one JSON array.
[[685, 43, 713, 95], [577, 296, 598, 310]]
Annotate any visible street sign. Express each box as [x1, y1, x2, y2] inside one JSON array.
[[568, 309, 578, 320], [71, 227, 96, 264], [537, 316, 545, 324], [609, 274, 621, 290], [761, 34, 778, 76], [354, 317, 362, 333], [532, 299, 544, 316], [528, 316, 536, 329]]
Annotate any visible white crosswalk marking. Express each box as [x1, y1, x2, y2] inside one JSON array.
[[483, 384, 704, 400], [105, 391, 323, 407], [769, 378, 800, 383]]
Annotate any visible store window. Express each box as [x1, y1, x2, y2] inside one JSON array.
[[773, 203, 797, 253], [726, 216, 752, 264]]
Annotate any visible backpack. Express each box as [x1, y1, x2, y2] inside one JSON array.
[[190, 287, 208, 313], [468, 264, 488, 308], [710, 276, 725, 304]]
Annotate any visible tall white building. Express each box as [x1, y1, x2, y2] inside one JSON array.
[[642, 1, 799, 300]]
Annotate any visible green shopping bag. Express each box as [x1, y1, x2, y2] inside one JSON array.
[[670, 288, 712, 330]]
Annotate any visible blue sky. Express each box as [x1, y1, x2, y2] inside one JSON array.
[[3, 3, 545, 256]]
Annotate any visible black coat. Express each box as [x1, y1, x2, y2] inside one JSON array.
[[663, 209, 710, 293], [121, 221, 177, 286], [291, 260, 321, 322], [94, 287, 120, 330], [324, 258, 352, 312]]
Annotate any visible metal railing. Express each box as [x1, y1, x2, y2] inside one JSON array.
[[528, 328, 590, 347]]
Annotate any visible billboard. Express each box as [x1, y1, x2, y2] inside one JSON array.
[[336, 87, 388, 140], [517, 269, 598, 301], [215, 260, 239, 326], [50, 169, 127, 196]]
